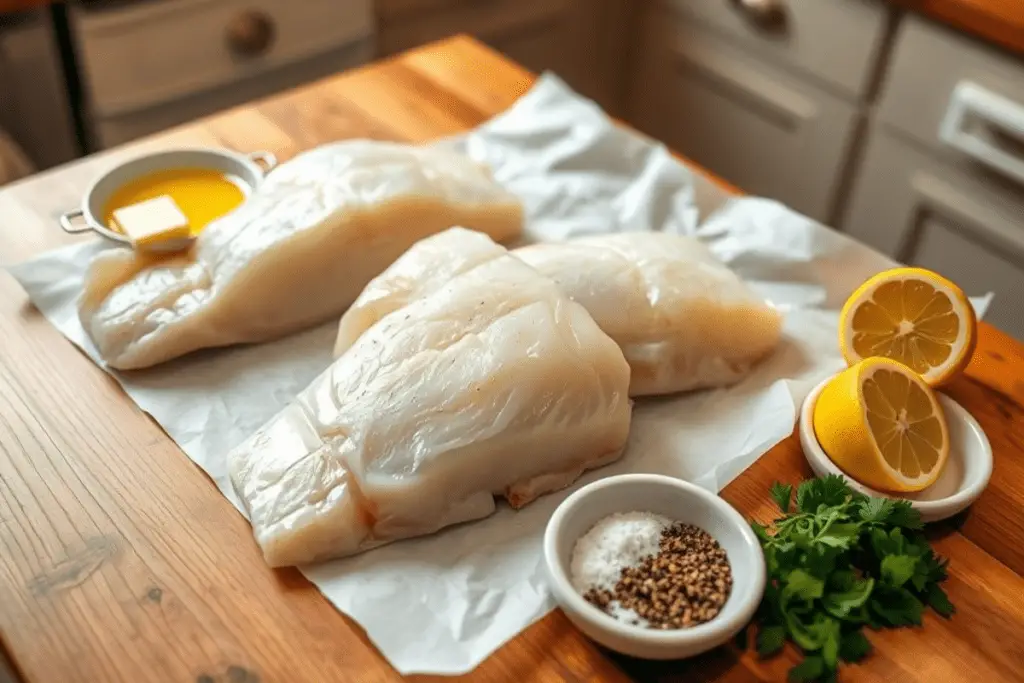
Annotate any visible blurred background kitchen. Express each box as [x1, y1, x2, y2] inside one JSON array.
[[0, 0, 1021, 337]]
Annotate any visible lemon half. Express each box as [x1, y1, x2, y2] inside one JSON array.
[[839, 267, 976, 387], [813, 357, 950, 493]]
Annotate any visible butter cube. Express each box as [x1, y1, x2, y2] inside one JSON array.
[[111, 195, 191, 246]]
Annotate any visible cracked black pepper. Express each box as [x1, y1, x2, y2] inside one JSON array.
[[583, 522, 733, 629]]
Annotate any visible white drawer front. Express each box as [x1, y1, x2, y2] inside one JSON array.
[[842, 126, 1024, 340], [90, 41, 372, 149], [629, 7, 859, 223], [74, 0, 374, 116], [878, 14, 1024, 174], [660, 0, 889, 100]]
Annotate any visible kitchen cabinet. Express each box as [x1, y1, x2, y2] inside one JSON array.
[[0, 8, 79, 170], [626, 0, 890, 223], [70, 0, 376, 149], [628, 2, 869, 223], [375, 0, 631, 114], [842, 14, 1024, 338], [843, 125, 1024, 338]]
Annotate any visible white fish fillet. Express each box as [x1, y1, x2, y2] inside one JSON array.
[[229, 229, 632, 567], [78, 140, 523, 370], [516, 233, 783, 395], [335, 230, 782, 397], [333, 227, 507, 357]]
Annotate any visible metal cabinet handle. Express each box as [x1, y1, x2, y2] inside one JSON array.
[[940, 81, 1024, 188]]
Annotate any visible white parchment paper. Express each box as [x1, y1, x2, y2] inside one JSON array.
[[6, 74, 991, 675]]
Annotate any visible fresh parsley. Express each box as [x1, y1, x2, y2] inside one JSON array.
[[745, 475, 954, 682]]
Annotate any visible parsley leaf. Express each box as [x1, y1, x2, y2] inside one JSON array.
[[839, 630, 872, 662], [870, 586, 924, 627], [858, 496, 894, 524], [783, 569, 825, 603], [816, 522, 861, 549], [796, 475, 849, 513], [756, 624, 787, 656], [751, 521, 772, 543], [881, 554, 918, 588], [752, 477, 954, 681], [788, 655, 825, 682], [823, 577, 874, 619], [771, 482, 793, 513], [886, 500, 924, 530], [818, 618, 842, 669], [927, 584, 956, 618]]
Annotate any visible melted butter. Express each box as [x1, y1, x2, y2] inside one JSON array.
[[103, 168, 247, 236]]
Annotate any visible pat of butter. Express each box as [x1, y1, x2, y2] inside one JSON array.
[[111, 194, 191, 246]]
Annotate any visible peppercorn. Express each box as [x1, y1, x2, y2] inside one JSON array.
[[582, 523, 732, 630]]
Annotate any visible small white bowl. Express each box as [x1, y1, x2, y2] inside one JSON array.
[[59, 147, 276, 252], [543, 474, 765, 661], [800, 375, 993, 522]]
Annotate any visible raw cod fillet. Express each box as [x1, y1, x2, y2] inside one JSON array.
[[229, 229, 632, 567], [333, 226, 507, 356], [78, 140, 523, 370], [516, 233, 783, 396], [335, 230, 783, 397]]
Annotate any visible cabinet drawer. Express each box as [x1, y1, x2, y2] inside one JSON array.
[[73, 0, 374, 116], [877, 14, 1024, 168], [628, 6, 859, 223], [842, 125, 1024, 340], [660, 0, 889, 100], [90, 40, 372, 149]]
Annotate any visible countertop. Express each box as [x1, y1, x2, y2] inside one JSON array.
[[891, 0, 1024, 55], [1, 34, 1023, 683]]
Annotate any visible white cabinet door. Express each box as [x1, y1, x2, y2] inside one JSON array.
[[842, 127, 1024, 340], [661, 0, 890, 100], [629, 5, 859, 223]]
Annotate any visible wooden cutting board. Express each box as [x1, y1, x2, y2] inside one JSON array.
[[0, 35, 1022, 683]]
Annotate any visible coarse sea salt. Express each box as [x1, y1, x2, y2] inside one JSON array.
[[569, 511, 673, 625]]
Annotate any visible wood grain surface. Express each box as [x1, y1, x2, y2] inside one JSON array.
[[1, 35, 1022, 683], [890, 0, 1024, 55]]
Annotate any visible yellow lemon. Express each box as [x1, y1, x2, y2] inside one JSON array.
[[839, 267, 976, 387], [813, 357, 950, 493]]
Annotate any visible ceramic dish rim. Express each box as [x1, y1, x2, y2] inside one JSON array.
[[799, 374, 993, 515], [64, 147, 273, 244], [542, 473, 766, 646]]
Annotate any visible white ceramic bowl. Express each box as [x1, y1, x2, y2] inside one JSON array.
[[543, 474, 765, 660], [59, 147, 276, 251], [800, 375, 993, 522]]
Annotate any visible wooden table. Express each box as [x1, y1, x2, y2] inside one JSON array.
[[1, 35, 1023, 683]]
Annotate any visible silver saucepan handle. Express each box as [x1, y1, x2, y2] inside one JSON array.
[[59, 209, 94, 235], [248, 151, 278, 175]]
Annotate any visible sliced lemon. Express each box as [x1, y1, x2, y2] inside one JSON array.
[[839, 267, 976, 387], [813, 357, 950, 493]]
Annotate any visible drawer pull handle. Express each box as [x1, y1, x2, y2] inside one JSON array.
[[226, 11, 276, 58], [940, 81, 1024, 188]]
